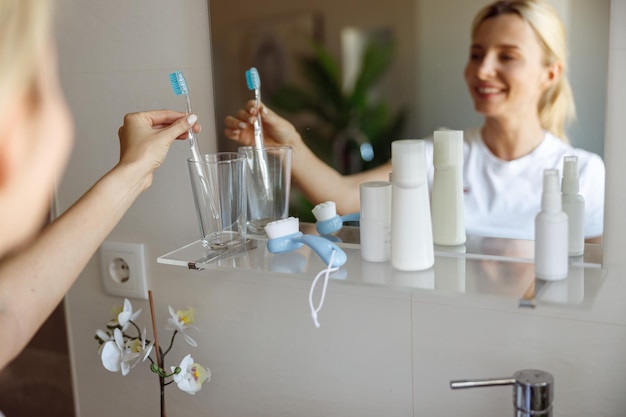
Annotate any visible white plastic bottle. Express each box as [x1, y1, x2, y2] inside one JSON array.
[[535, 169, 569, 281], [391, 140, 434, 271], [561, 155, 585, 256], [359, 181, 392, 262], [431, 130, 466, 246]]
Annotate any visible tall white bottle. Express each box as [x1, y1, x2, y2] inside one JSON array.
[[535, 169, 569, 281], [359, 181, 392, 262], [431, 130, 466, 246], [391, 140, 434, 271], [561, 155, 585, 256]]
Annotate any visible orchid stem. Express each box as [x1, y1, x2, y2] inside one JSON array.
[[148, 290, 167, 417], [162, 330, 178, 357]]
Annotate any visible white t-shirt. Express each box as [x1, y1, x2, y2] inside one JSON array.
[[422, 128, 605, 240]]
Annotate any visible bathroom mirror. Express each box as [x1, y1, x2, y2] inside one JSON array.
[[208, 0, 609, 256]]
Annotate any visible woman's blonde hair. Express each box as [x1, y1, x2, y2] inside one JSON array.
[[0, 0, 53, 118], [471, 0, 576, 142]]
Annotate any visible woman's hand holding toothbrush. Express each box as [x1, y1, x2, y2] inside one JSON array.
[[0, 109, 200, 369], [224, 101, 389, 215], [117, 109, 201, 191], [224, 100, 301, 149]]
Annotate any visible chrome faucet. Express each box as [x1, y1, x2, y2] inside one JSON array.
[[450, 369, 554, 416]]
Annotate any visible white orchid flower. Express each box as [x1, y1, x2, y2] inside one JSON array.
[[165, 306, 198, 347], [101, 328, 128, 375], [107, 298, 142, 331], [95, 329, 113, 355], [100, 328, 150, 376], [172, 354, 210, 394], [125, 327, 154, 368]]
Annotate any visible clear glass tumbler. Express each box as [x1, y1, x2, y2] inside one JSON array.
[[188, 153, 247, 249], [238, 146, 292, 235]]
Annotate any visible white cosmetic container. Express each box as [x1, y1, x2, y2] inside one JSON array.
[[431, 130, 466, 246], [535, 169, 569, 281], [359, 181, 392, 262], [561, 156, 585, 256], [391, 140, 434, 271]]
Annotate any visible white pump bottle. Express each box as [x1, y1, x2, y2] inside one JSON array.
[[391, 140, 434, 271], [561, 156, 585, 256], [431, 130, 466, 246], [535, 169, 569, 281]]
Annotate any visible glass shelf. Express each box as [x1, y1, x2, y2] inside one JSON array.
[[158, 224, 606, 310], [294, 224, 602, 268]]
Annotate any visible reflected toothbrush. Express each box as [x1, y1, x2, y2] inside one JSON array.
[[312, 201, 360, 235], [264, 217, 347, 268], [169, 70, 219, 219], [245, 67, 264, 150], [245, 67, 272, 200]]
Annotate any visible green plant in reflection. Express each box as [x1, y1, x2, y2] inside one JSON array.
[[270, 38, 406, 220]]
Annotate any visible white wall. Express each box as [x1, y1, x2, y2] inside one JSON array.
[[567, 0, 610, 156], [57, 0, 626, 416]]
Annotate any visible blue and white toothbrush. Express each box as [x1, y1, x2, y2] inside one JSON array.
[[265, 217, 346, 328], [312, 201, 360, 235], [245, 67, 272, 200], [245, 67, 265, 151], [169, 70, 219, 219], [264, 217, 347, 268], [169, 70, 202, 162]]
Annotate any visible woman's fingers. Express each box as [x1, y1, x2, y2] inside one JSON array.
[[225, 115, 248, 130]]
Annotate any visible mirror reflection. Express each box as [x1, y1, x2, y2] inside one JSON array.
[[210, 0, 609, 244]]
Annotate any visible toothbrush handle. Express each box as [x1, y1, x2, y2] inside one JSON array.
[[189, 131, 220, 220], [341, 213, 361, 223], [253, 100, 264, 149], [188, 131, 201, 161], [252, 90, 264, 149], [252, 103, 273, 200], [298, 235, 347, 268], [183, 92, 220, 220]]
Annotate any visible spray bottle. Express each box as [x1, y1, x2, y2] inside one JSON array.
[[535, 169, 569, 281], [561, 156, 585, 256]]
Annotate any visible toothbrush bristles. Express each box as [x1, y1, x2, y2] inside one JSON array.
[[265, 217, 299, 239], [169, 70, 188, 96], [245, 67, 260, 91], [312, 201, 337, 222]]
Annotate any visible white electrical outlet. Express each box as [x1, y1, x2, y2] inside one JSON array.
[[99, 241, 148, 300]]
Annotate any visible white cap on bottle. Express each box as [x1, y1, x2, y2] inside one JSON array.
[[542, 169, 562, 212], [433, 130, 463, 167], [391, 139, 426, 187], [561, 155, 580, 194], [360, 181, 391, 221]]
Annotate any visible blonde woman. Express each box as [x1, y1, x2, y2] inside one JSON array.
[[225, 0, 604, 241], [0, 0, 200, 371]]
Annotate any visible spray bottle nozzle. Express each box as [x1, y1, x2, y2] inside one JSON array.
[[562, 155, 580, 194], [542, 169, 562, 212]]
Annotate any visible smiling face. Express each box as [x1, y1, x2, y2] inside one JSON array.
[[464, 13, 557, 123]]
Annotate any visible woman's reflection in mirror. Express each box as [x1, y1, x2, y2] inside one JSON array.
[[224, 0, 604, 244]]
